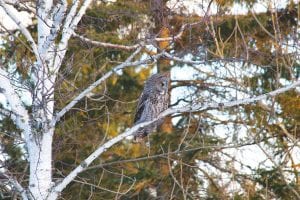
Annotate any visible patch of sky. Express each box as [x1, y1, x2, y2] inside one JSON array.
[[214, 140, 277, 188], [287, 146, 300, 170], [194, 127, 296, 194], [137, 15, 154, 39], [117, 14, 153, 40], [171, 63, 199, 81], [0, 94, 7, 109], [261, 98, 282, 113], [211, 122, 241, 141], [170, 64, 200, 106], [283, 35, 300, 54], [196, 158, 244, 195], [167, 0, 299, 17], [117, 24, 132, 40], [134, 45, 157, 73], [0, 36, 7, 49], [279, 78, 292, 86]]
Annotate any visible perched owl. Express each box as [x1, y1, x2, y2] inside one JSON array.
[[133, 72, 170, 141]]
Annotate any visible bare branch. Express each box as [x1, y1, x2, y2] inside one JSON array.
[[51, 47, 162, 127], [49, 79, 300, 197], [73, 32, 140, 51], [162, 80, 300, 118], [153, 0, 213, 43], [37, 0, 53, 52], [53, 0, 93, 70], [154, 22, 198, 42], [0, 172, 28, 200], [40, 0, 66, 54], [73, 22, 196, 49], [85, 139, 266, 171], [250, 10, 275, 40], [0, 0, 39, 60], [162, 51, 245, 65], [62, 0, 80, 33]]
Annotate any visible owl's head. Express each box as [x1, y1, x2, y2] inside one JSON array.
[[146, 72, 170, 95]]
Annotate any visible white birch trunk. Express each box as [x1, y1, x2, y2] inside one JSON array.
[[28, 0, 55, 196], [28, 66, 55, 199], [28, 130, 54, 199], [0, 1, 299, 199], [28, 40, 56, 198]]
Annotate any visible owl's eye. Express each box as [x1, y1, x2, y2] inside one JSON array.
[[161, 82, 165, 87]]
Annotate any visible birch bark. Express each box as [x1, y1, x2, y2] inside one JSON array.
[[0, 1, 299, 199]]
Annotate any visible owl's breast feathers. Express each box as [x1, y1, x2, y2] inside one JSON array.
[[133, 91, 169, 140], [134, 91, 169, 123]]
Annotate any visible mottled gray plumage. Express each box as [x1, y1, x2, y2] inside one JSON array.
[[133, 72, 170, 141]]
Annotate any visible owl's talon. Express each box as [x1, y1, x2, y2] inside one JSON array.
[[133, 138, 144, 143]]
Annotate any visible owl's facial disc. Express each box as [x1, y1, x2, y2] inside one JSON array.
[[158, 79, 168, 94]]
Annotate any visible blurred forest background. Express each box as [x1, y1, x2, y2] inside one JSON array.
[[1, 0, 300, 199]]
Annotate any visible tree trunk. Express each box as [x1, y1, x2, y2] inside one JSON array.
[[28, 132, 53, 199], [29, 60, 55, 199], [157, 26, 173, 134]]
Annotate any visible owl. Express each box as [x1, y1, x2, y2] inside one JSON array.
[[133, 72, 170, 141]]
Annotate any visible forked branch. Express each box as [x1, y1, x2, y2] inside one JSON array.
[[49, 79, 300, 197]]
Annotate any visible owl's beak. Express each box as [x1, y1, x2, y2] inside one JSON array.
[[160, 91, 166, 95]]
